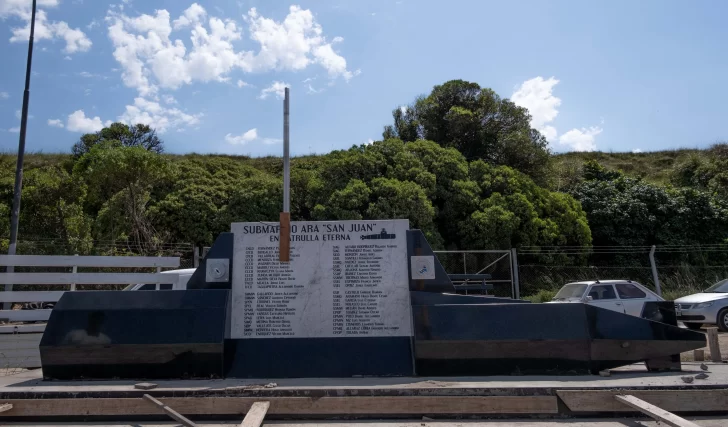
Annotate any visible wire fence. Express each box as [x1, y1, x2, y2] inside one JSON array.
[[517, 245, 728, 301], [434, 250, 515, 298]]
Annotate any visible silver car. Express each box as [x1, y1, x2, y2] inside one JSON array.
[[674, 279, 728, 331]]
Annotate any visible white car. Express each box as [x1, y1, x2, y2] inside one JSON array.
[[548, 280, 663, 316], [123, 268, 196, 291]]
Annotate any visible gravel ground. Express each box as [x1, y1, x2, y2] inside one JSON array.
[[681, 327, 728, 362]]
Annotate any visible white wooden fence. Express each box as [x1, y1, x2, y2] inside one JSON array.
[[0, 255, 181, 369]]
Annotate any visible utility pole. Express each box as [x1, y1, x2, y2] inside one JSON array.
[[6, 0, 38, 308], [279, 87, 291, 262]]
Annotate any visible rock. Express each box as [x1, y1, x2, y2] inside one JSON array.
[[599, 370, 611, 377], [134, 382, 158, 390], [264, 382, 278, 388], [695, 373, 709, 380], [700, 363, 709, 371], [681, 376, 694, 383]]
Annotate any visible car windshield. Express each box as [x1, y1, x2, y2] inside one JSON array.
[[705, 279, 728, 293], [553, 283, 588, 300]]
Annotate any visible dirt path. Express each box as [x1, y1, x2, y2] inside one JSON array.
[[681, 328, 728, 362]]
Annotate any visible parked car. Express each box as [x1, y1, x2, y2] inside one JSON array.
[[123, 268, 196, 291], [674, 279, 728, 331], [548, 280, 663, 316]]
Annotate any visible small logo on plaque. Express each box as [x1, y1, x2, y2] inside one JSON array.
[[411, 256, 436, 280], [361, 228, 396, 240]]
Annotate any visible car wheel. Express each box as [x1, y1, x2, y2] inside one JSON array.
[[719, 309, 728, 333], [684, 322, 703, 330]]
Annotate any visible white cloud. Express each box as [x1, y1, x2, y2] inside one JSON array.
[[8, 127, 20, 133], [225, 127, 281, 145], [632, 148, 643, 153], [0, 92, 8, 99], [512, 76, 603, 151], [259, 81, 288, 100], [64, 55, 72, 60], [511, 76, 561, 137], [172, 3, 206, 30], [558, 126, 602, 152], [332, 36, 343, 43], [118, 97, 202, 133], [236, 80, 249, 88], [106, 4, 355, 96], [3, 1, 92, 54], [162, 94, 177, 104], [79, 71, 95, 78], [66, 110, 111, 133], [14, 110, 33, 120], [365, 138, 374, 145], [47, 118, 64, 128], [87, 19, 99, 30]]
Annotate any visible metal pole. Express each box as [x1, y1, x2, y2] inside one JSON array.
[[5, 0, 37, 309], [283, 87, 290, 213], [649, 245, 662, 297], [511, 248, 520, 299]]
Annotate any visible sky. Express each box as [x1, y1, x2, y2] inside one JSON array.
[[1, 0, 727, 156]]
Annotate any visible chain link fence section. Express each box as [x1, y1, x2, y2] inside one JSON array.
[[517, 245, 728, 301], [434, 250, 515, 298]]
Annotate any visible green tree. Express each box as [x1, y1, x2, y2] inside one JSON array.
[[72, 122, 163, 158], [382, 80, 551, 182]]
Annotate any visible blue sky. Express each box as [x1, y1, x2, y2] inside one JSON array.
[[1, 0, 727, 156]]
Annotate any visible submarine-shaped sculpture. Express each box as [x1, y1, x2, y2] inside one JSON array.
[[39, 220, 705, 379]]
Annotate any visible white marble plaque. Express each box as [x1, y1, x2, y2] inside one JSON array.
[[230, 220, 412, 339]]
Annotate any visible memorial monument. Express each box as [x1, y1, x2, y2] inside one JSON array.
[[39, 218, 706, 380]]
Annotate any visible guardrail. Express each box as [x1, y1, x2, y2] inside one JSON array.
[[0, 255, 180, 323]]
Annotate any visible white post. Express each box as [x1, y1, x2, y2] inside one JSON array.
[[462, 252, 467, 274], [283, 87, 290, 213], [511, 248, 520, 299], [156, 255, 162, 290], [70, 254, 78, 291], [649, 245, 662, 297]]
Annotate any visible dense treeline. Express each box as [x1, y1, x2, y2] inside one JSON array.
[[1, 79, 727, 263]]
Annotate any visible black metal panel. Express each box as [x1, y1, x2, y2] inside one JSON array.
[[406, 230, 454, 293], [410, 291, 529, 306], [187, 232, 234, 290], [413, 303, 706, 376], [40, 290, 228, 380], [224, 337, 414, 378]]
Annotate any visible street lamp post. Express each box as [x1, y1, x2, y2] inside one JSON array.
[[6, 0, 38, 308]]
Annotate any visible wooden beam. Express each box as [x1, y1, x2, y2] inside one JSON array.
[[557, 389, 728, 412], [0, 255, 179, 268], [143, 394, 198, 427], [0, 272, 173, 285], [615, 395, 700, 427], [707, 327, 722, 362], [240, 401, 270, 427], [0, 291, 64, 303], [279, 212, 290, 262], [0, 396, 557, 417]]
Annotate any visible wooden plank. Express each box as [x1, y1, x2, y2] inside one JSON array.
[[707, 327, 722, 362], [693, 349, 704, 361], [279, 212, 290, 262], [0, 310, 50, 322], [0, 396, 558, 417], [0, 291, 64, 303], [143, 394, 198, 427], [0, 255, 179, 268], [241, 401, 270, 427], [615, 395, 700, 427], [0, 273, 173, 285], [0, 324, 45, 334], [557, 389, 728, 412]]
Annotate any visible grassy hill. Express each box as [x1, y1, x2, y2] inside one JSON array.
[[553, 149, 703, 187]]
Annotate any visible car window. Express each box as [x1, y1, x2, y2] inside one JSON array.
[[706, 279, 728, 293], [615, 283, 647, 299], [588, 285, 617, 300], [554, 283, 588, 299], [159, 283, 173, 290], [139, 283, 156, 291]]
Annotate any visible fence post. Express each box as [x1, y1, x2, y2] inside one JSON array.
[[193, 245, 200, 268], [511, 248, 520, 300], [156, 255, 162, 290], [462, 252, 467, 274], [649, 245, 662, 297], [70, 254, 78, 291]]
